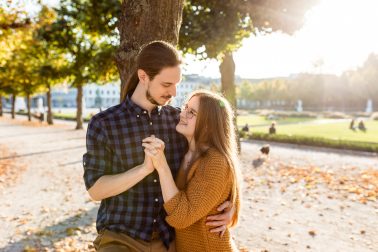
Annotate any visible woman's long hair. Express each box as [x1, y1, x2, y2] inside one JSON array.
[[189, 90, 241, 226], [121, 40, 182, 101]]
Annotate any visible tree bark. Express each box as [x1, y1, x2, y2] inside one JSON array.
[[27, 94, 31, 121], [0, 95, 3, 117], [76, 84, 83, 130], [116, 0, 185, 96], [219, 52, 240, 151], [11, 94, 16, 119], [47, 84, 53, 125]]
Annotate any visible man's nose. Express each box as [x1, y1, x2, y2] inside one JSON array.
[[169, 85, 177, 97]]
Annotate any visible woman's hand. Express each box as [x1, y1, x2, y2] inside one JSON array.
[[142, 136, 168, 172], [143, 147, 155, 174]]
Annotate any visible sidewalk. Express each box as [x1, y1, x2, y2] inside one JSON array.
[[0, 116, 377, 251]]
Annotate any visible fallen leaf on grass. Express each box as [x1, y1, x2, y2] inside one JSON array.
[[308, 230, 316, 237]]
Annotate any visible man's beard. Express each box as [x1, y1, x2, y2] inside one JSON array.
[[146, 87, 172, 106], [146, 89, 160, 105]]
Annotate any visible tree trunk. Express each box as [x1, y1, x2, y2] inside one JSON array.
[[47, 84, 53, 125], [76, 84, 83, 130], [116, 0, 184, 97], [0, 94, 3, 117], [27, 94, 31, 121], [219, 52, 240, 151], [11, 94, 16, 119]]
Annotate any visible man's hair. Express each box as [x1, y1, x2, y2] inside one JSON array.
[[121, 41, 182, 101]]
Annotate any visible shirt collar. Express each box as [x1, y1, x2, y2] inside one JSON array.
[[123, 95, 163, 115]]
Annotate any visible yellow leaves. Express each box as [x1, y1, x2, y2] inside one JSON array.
[[35, 229, 54, 237], [23, 245, 38, 252], [278, 164, 378, 204], [347, 187, 361, 194], [0, 145, 26, 190], [66, 227, 81, 236], [308, 230, 316, 237]]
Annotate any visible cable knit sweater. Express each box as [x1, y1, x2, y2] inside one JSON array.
[[163, 148, 240, 252]]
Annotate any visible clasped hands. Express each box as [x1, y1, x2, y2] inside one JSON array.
[[142, 135, 168, 172], [142, 135, 234, 237]]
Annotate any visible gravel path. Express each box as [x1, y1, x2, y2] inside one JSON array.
[[0, 115, 377, 252]]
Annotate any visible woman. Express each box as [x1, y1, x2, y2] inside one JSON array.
[[142, 90, 241, 252]]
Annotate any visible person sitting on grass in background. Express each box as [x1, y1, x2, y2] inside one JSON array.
[[269, 121, 276, 134], [349, 119, 356, 131], [358, 119, 367, 132], [242, 123, 249, 132]]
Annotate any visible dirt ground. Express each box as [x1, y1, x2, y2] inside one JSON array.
[[0, 115, 377, 252]]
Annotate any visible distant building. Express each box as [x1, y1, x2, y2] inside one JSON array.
[[171, 74, 218, 107], [51, 82, 121, 109], [2, 75, 222, 111], [171, 78, 201, 107], [83, 83, 120, 108]]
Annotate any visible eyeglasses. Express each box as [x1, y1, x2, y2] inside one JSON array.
[[182, 104, 197, 119]]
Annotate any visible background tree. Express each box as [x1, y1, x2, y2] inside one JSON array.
[[0, 2, 31, 118], [12, 45, 44, 121], [116, 0, 185, 98], [37, 0, 118, 129], [178, 0, 319, 148], [33, 5, 68, 125]]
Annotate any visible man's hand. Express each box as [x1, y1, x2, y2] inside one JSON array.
[[206, 201, 235, 237], [142, 136, 168, 172]]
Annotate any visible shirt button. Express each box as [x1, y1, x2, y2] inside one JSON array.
[[153, 219, 157, 223], [153, 179, 157, 183], [137, 115, 140, 118], [155, 198, 159, 202], [150, 122, 153, 125], [143, 111, 147, 114]]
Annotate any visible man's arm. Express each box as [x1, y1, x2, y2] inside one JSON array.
[[88, 162, 153, 201], [206, 201, 235, 237], [84, 118, 154, 201]]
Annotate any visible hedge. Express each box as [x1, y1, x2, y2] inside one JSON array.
[[241, 131, 378, 153]]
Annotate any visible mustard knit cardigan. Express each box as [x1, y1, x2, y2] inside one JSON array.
[[164, 148, 240, 252]]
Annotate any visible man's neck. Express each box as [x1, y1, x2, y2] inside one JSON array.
[[130, 83, 157, 114]]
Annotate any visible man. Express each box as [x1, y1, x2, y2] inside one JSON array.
[[83, 41, 233, 252]]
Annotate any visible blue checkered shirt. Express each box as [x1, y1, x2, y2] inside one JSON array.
[[83, 96, 187, 247]]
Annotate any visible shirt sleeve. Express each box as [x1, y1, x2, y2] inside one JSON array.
[[83, 117, 112, 190], [163, 156, 231, 229]]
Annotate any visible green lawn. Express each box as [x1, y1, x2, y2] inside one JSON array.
[[237, 114, 315, 127], [52, 112, 92, 121], [250, 120, 378, 143]]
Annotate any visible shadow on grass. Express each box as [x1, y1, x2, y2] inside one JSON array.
[[0, 129, 77, 139], [0, 146, 85, 160], [58, 160, 83, 167], [244, 139, 378, 158], [0, 206, 98, 252]]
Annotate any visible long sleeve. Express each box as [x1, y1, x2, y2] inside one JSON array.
[[163, 153, 231, 229], [83, 118, 112, 190]]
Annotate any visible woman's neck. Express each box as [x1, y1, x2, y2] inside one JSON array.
[[186, 136, 196, 153]]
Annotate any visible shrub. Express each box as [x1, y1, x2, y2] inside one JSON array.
[[371, 112, 378, 120], [242, 131, 378, 153]]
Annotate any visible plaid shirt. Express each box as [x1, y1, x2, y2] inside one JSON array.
[[83, 96, 187, 248]]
